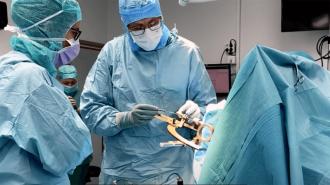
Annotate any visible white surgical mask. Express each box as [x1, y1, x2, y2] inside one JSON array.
[[130, 27, 163, 51]]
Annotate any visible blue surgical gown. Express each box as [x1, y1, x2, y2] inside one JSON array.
[[199, 45, 330, 185], [0, 51, 93, 185], [80, 33, 216, 184]]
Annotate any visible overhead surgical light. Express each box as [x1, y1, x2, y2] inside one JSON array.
[[178, 0, 217, 6]]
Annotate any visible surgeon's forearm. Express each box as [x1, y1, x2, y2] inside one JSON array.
[[81, 105, 122, 136], [91, 116, 122, 136]]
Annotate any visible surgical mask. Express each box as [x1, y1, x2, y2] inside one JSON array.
[[130, 27, 163, 51], [54, 39, 80, 68], [63, 82, 78, 97]]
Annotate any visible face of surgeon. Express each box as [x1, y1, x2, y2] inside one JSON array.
[[63, 21, 81, 47], [127, 16, 161, 35], [60, 78, 77, 86]]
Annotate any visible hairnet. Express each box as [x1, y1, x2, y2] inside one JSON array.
[[119, 0, 162, 26], [11, 0, 81, 50], [58, 65, 78, 80]]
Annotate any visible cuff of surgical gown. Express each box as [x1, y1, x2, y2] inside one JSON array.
[[115, 112, 133, 129]]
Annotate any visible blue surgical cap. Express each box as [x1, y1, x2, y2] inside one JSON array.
[[58, 65, 78, 80], [11, 0, 81, 50], [119, 0, 163, 26]]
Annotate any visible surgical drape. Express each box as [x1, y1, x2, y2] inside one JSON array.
[[199, 45, 330, 185]]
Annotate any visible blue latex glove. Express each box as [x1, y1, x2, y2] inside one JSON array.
[[116, 104, 159, 129]]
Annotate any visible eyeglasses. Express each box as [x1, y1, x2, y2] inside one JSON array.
[[70, 27, 82, 40], [128, 19, 162, 36]]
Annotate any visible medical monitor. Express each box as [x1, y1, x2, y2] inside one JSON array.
[[0, 1, 8, 30], [281, 0, 329, 32], [205, 64, 231, 96]]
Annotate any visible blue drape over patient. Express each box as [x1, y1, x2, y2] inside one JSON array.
[[199, 45, 330, 185]]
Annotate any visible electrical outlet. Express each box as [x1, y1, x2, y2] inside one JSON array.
[[226, 39, 237, 56], [227, 55, 236, 64], [225, 44, 230, 54], [221, 39, 237, 64], [228, 45, 234, 56]]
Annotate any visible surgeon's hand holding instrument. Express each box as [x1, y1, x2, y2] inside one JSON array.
[[116, 104, 159, 129]]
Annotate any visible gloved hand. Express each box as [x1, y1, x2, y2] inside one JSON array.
[[116, 104, 159, 129], [67, 96, 78, 110], [177, 100, 201, 119]]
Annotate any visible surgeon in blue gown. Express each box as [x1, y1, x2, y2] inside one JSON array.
[[80, 0, 216, 184], [58, 65, 81, 112], [0, 0, 92, 184]]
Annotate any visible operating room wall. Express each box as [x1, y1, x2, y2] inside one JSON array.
[[107, 0, 329, 67], [77, 0, 109, 44], [0, 0, 12, 55], [240, 0, 329, 63], [74, 0, 109, 85]]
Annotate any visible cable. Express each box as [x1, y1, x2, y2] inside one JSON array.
[[161, 172, 183, 185], [316, 35, 325, 66], [220, 48, 228, 64], [315, 35, 330, 67]]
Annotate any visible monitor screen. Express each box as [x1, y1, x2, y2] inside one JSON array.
[[0, 1, 8, 30], [205, 64, 231, 95], [281, 0, 329, 32]]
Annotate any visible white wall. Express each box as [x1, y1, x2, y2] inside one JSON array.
[[107, 0, 122, 39], [160, 0, 239, 64], [77, 0, 109, 43], [75, 0, 108, 85], [240, 0, 329, 63]]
